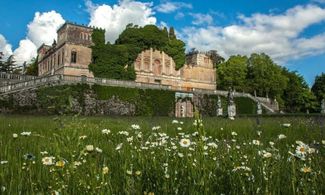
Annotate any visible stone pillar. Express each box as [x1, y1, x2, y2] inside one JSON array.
[[170, 59, 173, 76], [257, 101, 262, 115], [162, 52, 165, 75], [150, 48, 153, 72], [141, 52, 144, 71], [227, 88, 236, 119]]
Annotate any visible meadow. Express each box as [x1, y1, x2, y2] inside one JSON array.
[[0, 114, 324, 194]]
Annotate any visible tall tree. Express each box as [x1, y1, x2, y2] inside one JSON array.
[[207, 50, 225, 66], [217, 55, 248, 91], [282, 69, 317, 113], [25, 56, 39, 76], [0, 55, 16, 73], [247, 53, 288, 98], [311, 73, 325, 102]]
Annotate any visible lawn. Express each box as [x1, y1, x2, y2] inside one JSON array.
[[0, 114, 324, 194]]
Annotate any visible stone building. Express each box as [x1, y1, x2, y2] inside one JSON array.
[[134, 49, 216, 91], [37, 22, 216, 92], [37, 22, 94, 77]]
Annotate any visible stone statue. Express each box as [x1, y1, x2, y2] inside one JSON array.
[[321, 99, 325, 114], [217, 96, 223, 116], [257, 101, 262, 115], [227, 87, 236, 119]]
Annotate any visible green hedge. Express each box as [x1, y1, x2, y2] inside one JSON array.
[[92, 85, 175, 116]]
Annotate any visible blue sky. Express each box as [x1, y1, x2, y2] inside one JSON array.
[[0, 0, 325, 86]]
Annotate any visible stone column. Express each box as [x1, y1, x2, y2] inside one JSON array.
[[257, 102, 262, 115], [150, 48, 153, 72], [170, 59, 173, 76], [217, 96, 223, 116], [162, 52, 165, 75], [141, 52, 144, 71]]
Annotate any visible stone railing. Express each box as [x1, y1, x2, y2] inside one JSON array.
[[0, 74, 277, 113], [0, 72, 37, 81]]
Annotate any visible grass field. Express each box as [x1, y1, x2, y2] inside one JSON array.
[[0, 114, 324, 194]]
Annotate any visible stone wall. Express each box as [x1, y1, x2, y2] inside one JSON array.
[[0, 87, 136, 116]]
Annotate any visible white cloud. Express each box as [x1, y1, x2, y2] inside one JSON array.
[[87, 0, 156, 44], [13, 11, 65, 65], [190, 13, 213, 25], [183, 4, 325, 62], [155, 1, 192, 13], [27, 11, 65, 47], [13, 39, 37, 65], [0, 34, 13, 58]]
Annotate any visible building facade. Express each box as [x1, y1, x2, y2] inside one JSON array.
[[37, 23, 94, 77], [37, 22, 216, 91], [134, 49, 216, 91]]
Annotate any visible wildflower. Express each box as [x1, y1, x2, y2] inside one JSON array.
[[178, 153, 184, 158], [23, 153, 36, 161], [220, 127, 224, 131], [116, 143, 123, 151], [232, 166, 251, 172], [127, 136, 133, 142], [180, 121, 184, 125], [231, 132, 237, 136], [20, 132, 31, 136], [95, 147, 103, 153], [172, 120, 179, 124], [42, 156, 55, 166], [177, 127, 182, 131], [12, 133, 18, 138], [101, 129, 111, 134], [282, 123, 291, 128], [79, 135, 87, 140], [0, 161, 8, 165], [165, 174, 170, 179], [40, 151, 48, 155], [152, 126, 161, 131], [257, 131, 262, 136], [263, 152, 272, 158], [296, 143, 308, 156], [126, 170, 132, 175], [102, 166, 109, 175], [300, 166, 312, 173], [55, 160, 66, 168], [207, 142, 218, 149], [118, 131, 129, 136], [322, 140, 325, 145], [278, 134, 286, 140], [179, 138, 191, 147], [252, 140, 261, 146], [269, 141, 275, 146], [73, 161, 82, 167], [85, 145, 94, 152], [135, 170, 141, 176], [131, 124, 140, 130]]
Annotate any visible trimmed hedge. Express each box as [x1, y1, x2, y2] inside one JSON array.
[[92, 85, 175, 116]]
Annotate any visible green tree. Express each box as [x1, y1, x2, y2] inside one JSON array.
[[25, 56, 39, 76], [0, 55, 16, 73], [247, 53, 288, 98], [282, 69, 317, 113], [311, 73, 325, 102], [217, 55, 248, 91]]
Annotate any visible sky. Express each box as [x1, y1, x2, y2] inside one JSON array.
[[0, 0, 325, 86]]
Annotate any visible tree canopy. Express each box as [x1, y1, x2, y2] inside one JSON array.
[[311, 73, 325, 102], [89, 24, 186, 80]]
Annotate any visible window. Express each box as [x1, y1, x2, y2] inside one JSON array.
[[58, 54, 60, 66], [71, 50, 77, 63], [61, 50, 64, 64]]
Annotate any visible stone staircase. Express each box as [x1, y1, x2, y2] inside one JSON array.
[[0, 73, 278, 113]]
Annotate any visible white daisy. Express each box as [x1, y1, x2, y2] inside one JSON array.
[[179, 138, 191, 147]]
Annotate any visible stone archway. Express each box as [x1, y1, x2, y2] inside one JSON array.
[[175, 92, 194, 118]]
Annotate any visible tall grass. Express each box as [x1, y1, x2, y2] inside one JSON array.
[[0, 115, 324, 194]]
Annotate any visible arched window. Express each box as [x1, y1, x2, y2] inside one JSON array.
[[71, 50, 77, 63]]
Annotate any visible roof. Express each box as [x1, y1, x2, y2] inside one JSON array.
[[57, 22, 93, 33]]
